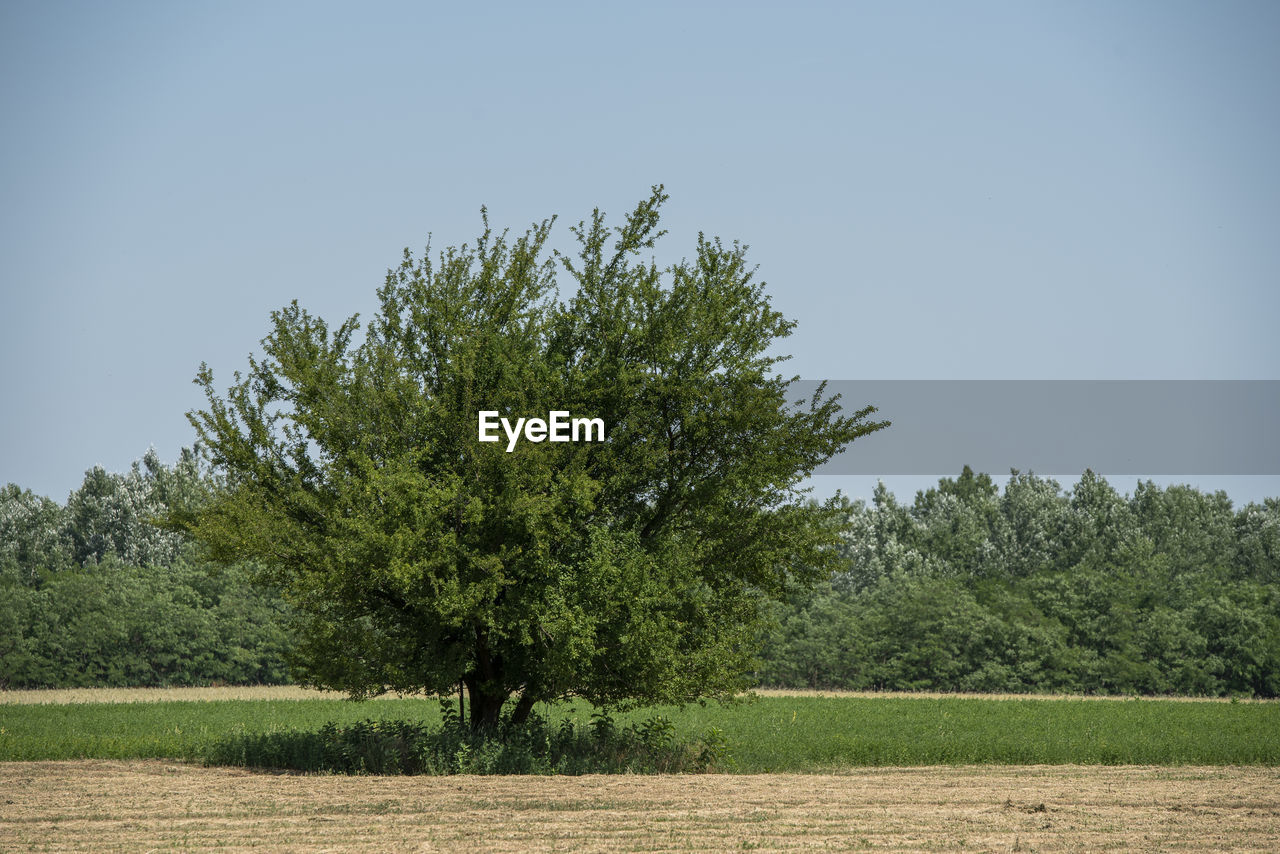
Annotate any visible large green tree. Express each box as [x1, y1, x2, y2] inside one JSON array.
[[185, 187, 887, 730]]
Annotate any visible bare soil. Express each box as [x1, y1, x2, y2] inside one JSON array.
[[2, 761, 1276, 852]]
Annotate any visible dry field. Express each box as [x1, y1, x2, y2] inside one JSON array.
[[749, 689, 1277, 704], [0, 686, 360, 705], [2, 761, 1277, 852], [4, 685, 1271, 705]]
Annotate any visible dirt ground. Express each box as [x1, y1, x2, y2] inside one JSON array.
[[2, 761, 1277, 852]]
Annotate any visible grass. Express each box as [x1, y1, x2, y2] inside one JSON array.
[[0, 697, 438, 762], [2, 691, 1277, 769], [679, 694, 1280, 768]]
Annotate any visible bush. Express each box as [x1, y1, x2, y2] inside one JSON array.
[[204, 699, 731, 775]]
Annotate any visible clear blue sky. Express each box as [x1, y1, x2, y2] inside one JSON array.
[[2, 1, 1277, 505]]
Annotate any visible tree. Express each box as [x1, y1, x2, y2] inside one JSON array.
[[65, 448, 207, 568], [0, 484, 72, 584], [184, 187, 888, 730], [1236, 498, 1280, 583]]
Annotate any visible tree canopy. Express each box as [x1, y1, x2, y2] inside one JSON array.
[[184, 187, 887, 729], [757, 468, 1280, 697]]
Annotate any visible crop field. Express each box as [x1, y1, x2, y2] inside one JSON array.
[[3, 760, 1278, 852], [2, 688, 1278, 767], [2, 689, 1278, 851]]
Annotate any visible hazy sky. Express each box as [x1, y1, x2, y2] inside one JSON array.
[[2, 1, 1277, 505]]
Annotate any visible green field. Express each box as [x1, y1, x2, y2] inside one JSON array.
[[2, 692, 1277, 769]]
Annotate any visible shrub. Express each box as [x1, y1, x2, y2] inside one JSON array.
[[204, 699, 730, 775]]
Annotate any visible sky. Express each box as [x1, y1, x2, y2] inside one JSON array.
[[2, 0, 1278, 507]]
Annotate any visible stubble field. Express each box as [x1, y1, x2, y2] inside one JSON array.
[[3, 760, 1278, 852]]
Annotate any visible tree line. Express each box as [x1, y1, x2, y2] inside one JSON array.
[[757, 467, 1280, 697], [0, 449, 290, 688], [4, 453, 1277, 697]]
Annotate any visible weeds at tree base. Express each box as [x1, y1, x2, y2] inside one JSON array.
[[203, 699, 731, 775]]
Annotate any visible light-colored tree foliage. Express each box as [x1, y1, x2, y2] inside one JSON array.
[[66, 448, 207, 568]]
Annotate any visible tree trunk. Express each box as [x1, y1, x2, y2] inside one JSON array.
[[509, 691, 537, 727], [464, 677, 505, 733], [467, 626, 506, 733]]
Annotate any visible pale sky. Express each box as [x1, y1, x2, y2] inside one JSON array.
[[2, 1, 1277, 505]]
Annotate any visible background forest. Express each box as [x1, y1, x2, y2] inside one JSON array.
[[0, 450, 290, 688], [3, 453, 1277, 697]]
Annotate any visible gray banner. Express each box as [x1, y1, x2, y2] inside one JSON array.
[[796, 381, 1280, 475]]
